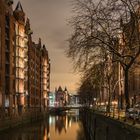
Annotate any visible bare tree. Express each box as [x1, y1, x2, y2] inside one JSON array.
[[78, 63, 103, 106], [67, 0, 140, 110]]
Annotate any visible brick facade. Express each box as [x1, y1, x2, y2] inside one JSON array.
[[0, 1, 50, 115]]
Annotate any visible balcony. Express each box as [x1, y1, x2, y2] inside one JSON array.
[[16, 71, 24, 79], [16, 59, 25, 69], [16, 56, 25, 61], [16, 65, 25, 69], [16, 49, 25, 58], [24, 57, 28, 62]]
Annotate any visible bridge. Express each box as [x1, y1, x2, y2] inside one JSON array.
[[48, 104, 82, 113]]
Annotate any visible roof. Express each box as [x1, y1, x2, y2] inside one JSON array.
[[15, 1, 24, 12], [64, 87, 67, 91], [58, 86, 63, 92]]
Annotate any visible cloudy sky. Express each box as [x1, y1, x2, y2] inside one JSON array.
[[13, 0, 80, 93]]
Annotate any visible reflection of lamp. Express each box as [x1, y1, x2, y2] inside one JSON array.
[[94, 98, 96, 105], [47, 132, 50, 139]]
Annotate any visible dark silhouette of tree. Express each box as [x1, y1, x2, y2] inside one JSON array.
[[67, 0, 140, 110], [78, 62, 104, 106]]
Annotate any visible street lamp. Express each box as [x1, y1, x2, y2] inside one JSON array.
[[112, 79, 124, 119], [112, 79, 124, 109]]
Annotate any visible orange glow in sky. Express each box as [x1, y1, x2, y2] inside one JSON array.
[[14, 0, 80, 93]]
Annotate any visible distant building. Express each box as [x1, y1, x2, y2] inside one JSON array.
[[69, 94, 80, 105], [55, 86, 69, 107], [48, 92, 55, 107]]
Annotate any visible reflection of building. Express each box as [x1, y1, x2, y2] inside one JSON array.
[[54, 115, 72, 134], [48, 113, 79, 139], [55, 86, 69, 107], [55, 115, 65, 134], [54, 113, 79, 134]]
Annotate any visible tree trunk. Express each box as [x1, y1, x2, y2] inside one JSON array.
[[124, 69, 130, 110]]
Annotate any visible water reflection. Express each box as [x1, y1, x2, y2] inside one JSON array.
[[0, 109, 86, 140], [77, 123, 87, 140]]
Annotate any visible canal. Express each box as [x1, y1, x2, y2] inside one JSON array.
[[0, 109, 86, 140]]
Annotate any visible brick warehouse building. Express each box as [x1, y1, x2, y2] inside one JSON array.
[[0, 0, 15, 114], [41, 45, 50, 109], [14, 2, 29, 114], [28, 41, 42, 110], [0, 0, 50, 115], [26, 17, 50, 111]]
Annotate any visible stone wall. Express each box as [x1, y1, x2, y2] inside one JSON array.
[[0, 109, 48, 132], [80, 109, 140, 140]]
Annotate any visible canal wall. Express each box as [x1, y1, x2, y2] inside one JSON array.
[[80, 109, 140, 140], [0, 109, 48, 132]]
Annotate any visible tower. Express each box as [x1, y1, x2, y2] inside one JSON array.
[[14, 1, 28, 114]]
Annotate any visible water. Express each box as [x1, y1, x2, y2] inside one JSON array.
[[0, 109, 86, 140]]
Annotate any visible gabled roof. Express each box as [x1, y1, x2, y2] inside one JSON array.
[[58, 86, 63, 92], [64, 87, 67, 91], [15, 1, 24, 12]]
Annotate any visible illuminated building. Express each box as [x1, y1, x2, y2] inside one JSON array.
[[0, 1, 50, 115], [28, 38, 41, 109], [55, 86, 69, 107], [28, 36, 50, 110], [13, 2, 28, 113], [41, 46, 50, 108], [118, 11, 140, 107], [48, 92, 55, 107], [0, 0, 15, 114], [25, 18, 50, 111]]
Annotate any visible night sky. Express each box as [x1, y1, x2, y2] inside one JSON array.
[[13, 0, 80, 93]]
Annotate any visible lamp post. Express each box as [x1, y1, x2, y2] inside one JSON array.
[[112, 79, 124, 109], [112, 79, 124, 119]]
